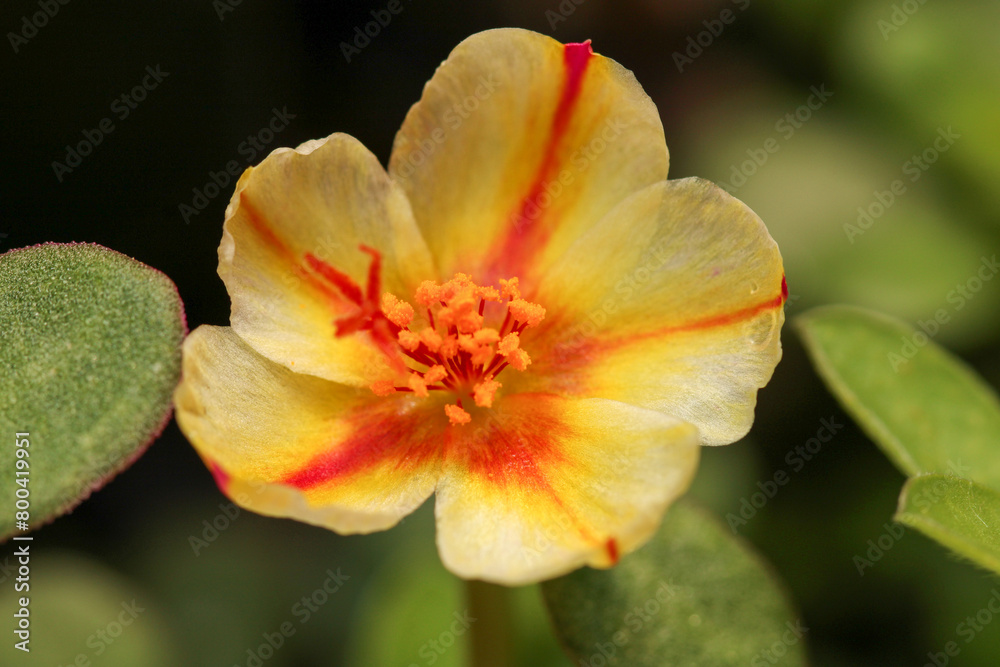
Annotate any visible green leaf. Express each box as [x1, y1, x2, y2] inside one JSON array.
[[542, 499, 807, 666], [0, 243, 185, 538], [344, 505, 573, 667], [835, 1, 1000, 215], [344, 510, 468, 667], [680, 91, 1000, 347], [896, 474, 1000, 576], [795, 305, 1000, 487], [508, 586, 575, 667], [0, 553, 180, 665]]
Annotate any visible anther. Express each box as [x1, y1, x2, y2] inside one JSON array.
[[373, 273, 545, 425]]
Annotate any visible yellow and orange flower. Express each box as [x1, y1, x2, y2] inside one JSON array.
[[173, 28, 786, 585]]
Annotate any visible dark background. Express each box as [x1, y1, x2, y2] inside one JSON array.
[[3, 0, 1000, 665]]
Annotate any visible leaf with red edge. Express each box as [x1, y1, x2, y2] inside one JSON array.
[[0, 243, 185, 539]]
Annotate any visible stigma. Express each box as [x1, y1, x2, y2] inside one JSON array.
[[371, 273, 545, 425]]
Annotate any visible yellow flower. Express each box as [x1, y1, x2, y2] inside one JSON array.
[[174, 28, 786, 585]]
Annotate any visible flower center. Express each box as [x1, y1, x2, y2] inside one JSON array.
[[372, 274, 545, 425]]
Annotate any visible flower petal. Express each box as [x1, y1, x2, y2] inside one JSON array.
[[523, 178, 786, 446], [221, 133, 435, 386], [434, 394, 699, 585], [389, 28, 668, 282], [174, 325, 443, 533]]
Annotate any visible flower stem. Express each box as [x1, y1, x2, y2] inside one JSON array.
[[466, 579, 513, 667]]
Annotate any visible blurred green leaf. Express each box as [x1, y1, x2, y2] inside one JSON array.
[[541, 499, 807, 666], [896, 474, 1000, 576], [796, 305, 1000, 486], [508, 586, 575, 667], [686, 434, 762, 519], [345, 502, 574, 667], [345, 519, 468, 667], [836, 1, 1000, 213], [0, 243, 185, 538], [755, 0, 852, 52], [681, 99, 1000, 348], [0, 552, 179, 666]]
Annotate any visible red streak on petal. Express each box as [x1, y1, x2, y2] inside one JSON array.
[[453, 395, 601, 546], [239, 197, 348, 307], [648, 279, 787, 338], [208, 460, 231, 493], [486, 41, 594, 279], [598, 278, 788, 351], [554, 41, 593, 147], [305, 253, 364, 305], [360, 244, 383, 303], [455, 396, 568, 489], [282, 405, 440, 491], [535, 275, 788, 385], [606, 538, 619, 565], [239, 197, 296, 265]]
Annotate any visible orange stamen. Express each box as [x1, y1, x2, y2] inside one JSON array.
[[408, 373, 430, 397], [381, 293, 414, 328], [415, 280, 444, 306], [371, 380, 397, 396], [397, 329, 421, 352], [420, 327, 443, 352], [424, 365, 448, 384], [500, 277, 521, 300], [498, 332, 531, 371], [445, 403, 472, 425], [370, 272, 544, 424], [473, 377, 501, 408], [508, 299, 546, 327]]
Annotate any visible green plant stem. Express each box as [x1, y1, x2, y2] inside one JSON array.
[[466, 579, 513, 667]]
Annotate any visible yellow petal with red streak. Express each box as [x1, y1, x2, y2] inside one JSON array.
[[221, 133, 434, 386], [521, 178, 785, 446], [174, 325, 443, 533], [389, 28, 668, 283], [434, 394, 699, 585]]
